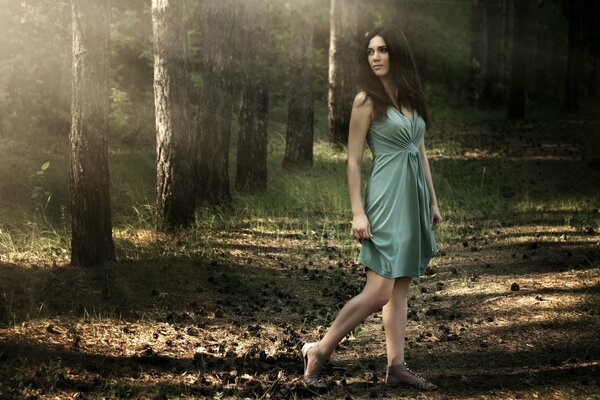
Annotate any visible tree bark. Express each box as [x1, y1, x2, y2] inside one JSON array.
[[236, 0, 269, 190], [482, 0, 505, 107], [152, 0, 195, 231], [328, 0, 358, 145], [195, 0, 236, 202], [283, 0, 314, 169], [469, 0, 486, 106], [70, 0, 115, 266], [507, 0, 529, 119]]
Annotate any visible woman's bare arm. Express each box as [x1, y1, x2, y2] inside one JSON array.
[[420, 139, 443, 229], [347, 92, 373, 239]]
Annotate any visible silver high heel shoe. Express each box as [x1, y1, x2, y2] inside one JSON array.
[[301, 342, 328, 389]]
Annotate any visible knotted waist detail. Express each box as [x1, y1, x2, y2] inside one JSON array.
[[374, 142, 420, 158], [406, 143, 419, 155]]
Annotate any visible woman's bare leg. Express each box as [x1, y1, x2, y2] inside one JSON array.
[[382, 276, 412, 366], [304, 269, 395, 377], [382, 276, 436, 389]]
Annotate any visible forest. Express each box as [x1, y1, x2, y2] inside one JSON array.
[[0, 0, 599, 399]]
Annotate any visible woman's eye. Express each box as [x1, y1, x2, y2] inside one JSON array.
[[380, 47, 388, 53]]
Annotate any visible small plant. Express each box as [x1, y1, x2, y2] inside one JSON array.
[[41, 358, 64, 393], [30, 161, 52, 221], [212, 391, 224, 400], [350, 325, 363, 339], [153, 291, 172, 312], [131, 203, 156, 228], [0, 229, 17, 254]]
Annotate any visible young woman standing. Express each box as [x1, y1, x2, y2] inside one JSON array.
[[302, 26, 442, 391]]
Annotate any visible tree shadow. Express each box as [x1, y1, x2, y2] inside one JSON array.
[[1, 325, 598, 399], [0, 255, 359, 327]]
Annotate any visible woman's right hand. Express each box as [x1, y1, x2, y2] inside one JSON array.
[[351, 213, 372, 240]]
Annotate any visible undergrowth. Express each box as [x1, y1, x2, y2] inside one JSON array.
[[1, 118, 599, 266]]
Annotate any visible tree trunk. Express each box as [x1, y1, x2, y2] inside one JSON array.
[[328, 0, 358, 145], [482, 0, 505, 107], [152, 0, 195, 231], [195, 0, 236, 202], [70, 0, 114, 266], [469, 0, 486, 106], [507, 0, 529, 119], [236, 0, 269, 190], [563, 0, 582, 112], [283, 0, 314, 169]]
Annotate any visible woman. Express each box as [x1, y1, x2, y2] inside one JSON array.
[[301, 26, 442, 391]]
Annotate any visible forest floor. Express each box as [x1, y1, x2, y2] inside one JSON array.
[[0, 118, 599, 399]]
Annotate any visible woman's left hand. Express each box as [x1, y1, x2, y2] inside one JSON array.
[[430, 204, 443, 230]]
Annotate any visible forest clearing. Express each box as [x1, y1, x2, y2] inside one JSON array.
[[1, 0, 599, 398], [1, 118, 598, 399]]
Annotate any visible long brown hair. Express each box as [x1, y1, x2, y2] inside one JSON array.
[[357, 26, 430, 127]]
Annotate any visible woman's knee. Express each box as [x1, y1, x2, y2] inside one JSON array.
[[363, 269, 395, 309], [363, 287, 394, 309], [374, 294, 392, 309]]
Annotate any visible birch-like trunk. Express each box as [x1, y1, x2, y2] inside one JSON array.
[[152, 0, 195, 231]]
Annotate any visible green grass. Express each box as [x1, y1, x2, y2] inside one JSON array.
[[1, 116, 599, 266]]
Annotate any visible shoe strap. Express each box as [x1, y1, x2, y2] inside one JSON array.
[[388, 362, 409, 373], [312, 344, 328, 363], [388, 362, 433, 389], [304, 343, 328, 388]]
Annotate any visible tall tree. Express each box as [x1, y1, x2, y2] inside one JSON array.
[[236, 0, 270, 190], [469, 0, 486, 105], [195, 0, 236, 202], [283, 0, 314, 169], [70, 0, 115, 266], [506, 0, 530, 119], [482, 0, 505, 107], [328, 0, 358, 145], [152, 0, 195, 231]]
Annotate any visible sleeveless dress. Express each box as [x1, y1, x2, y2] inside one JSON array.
[[358, 106, 438, 278]]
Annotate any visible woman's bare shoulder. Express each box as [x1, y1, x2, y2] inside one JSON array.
[[353, 91, 373, 108]]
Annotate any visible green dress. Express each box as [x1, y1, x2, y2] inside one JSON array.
[[358, 106, 438, 278]]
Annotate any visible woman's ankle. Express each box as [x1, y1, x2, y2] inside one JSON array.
[[316, 339, 336, 359], [387, 355, 405, 367]]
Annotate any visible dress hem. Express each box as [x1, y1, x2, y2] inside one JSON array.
[[359, 258, 427, 279]]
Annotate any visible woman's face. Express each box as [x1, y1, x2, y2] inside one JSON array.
[[367, 35, 390, 77]]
